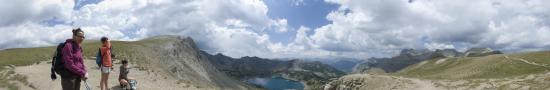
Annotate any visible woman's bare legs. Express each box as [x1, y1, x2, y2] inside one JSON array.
[[100, 73, 109, 90]]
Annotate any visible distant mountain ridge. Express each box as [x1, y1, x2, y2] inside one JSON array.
[[326, 50, 550, 90], [200, 51, 345, 90], [353, 48, 502, 73]]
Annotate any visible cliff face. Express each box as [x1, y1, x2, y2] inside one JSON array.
[[138, 36, 258, 90]]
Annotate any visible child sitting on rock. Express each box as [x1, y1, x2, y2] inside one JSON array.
[[119, 60, 137, 90]]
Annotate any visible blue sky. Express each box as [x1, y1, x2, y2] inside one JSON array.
[[74, 0, 102, 10], [265, 0, 338, 29], [1, 0, 550, 59], [263, 0, 339, 44]]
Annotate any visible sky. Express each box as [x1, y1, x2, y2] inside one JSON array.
[[1, 0, 550, 59]]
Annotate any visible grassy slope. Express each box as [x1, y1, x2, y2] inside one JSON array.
[[0, 36, 177, 89], [396, 51, 550, 80]]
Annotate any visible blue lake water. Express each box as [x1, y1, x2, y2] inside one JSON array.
[[244, 76, 304, 90]]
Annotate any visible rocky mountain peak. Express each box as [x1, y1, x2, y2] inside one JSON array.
[[399, 49, 432, 57], [214, 53, 224, 56], [148, 36, 255, 89], [464, 47, 502, 57]]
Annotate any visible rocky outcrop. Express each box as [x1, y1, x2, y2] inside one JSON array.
[[464, 48, 502, 57], [201, 51, 345, 90], [323, 74, 441, 90], [282, 60, 345, 89]]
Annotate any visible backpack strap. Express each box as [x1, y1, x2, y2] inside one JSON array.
[[98, 48, 102, 56], [51, 52, 57, 67], [97, 48, 102, 66], [50, 50, 58, 80]]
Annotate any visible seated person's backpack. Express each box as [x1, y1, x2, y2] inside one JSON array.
[[122, 79, 137, 90], [129, 79, 137, 90]]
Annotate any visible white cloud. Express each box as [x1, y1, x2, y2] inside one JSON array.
[[0, 0, 282, 59], [2, 0, 550, 60], [0, 23, 70, 49], [424, 42, 455, 51], [0, 0, 74, 49], [299, 0, 550, 58], [68, 0, 284, 58], [271, 19, 290, 33], [0, 0, 73, 26], [291, 0, 305, 6]]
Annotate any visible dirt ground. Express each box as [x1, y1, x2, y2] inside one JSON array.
[[11, 59, 200, 90]]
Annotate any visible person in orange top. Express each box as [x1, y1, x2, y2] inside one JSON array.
[[99, 37, 113, 90]]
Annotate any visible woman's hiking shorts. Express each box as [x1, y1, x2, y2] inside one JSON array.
[[101, 66, 111, 74]]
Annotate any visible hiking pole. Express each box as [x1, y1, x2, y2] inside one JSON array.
[[84, 80, 92, 90]]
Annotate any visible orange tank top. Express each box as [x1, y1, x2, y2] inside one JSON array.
[[100, 44, 112, 67]]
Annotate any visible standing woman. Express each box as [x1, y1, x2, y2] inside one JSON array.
[[61, 28, 88, 90], [99, 37, 113, 90]]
